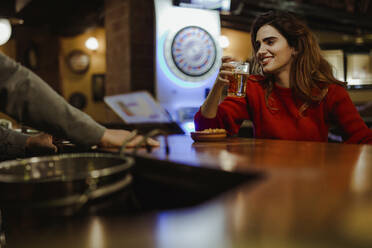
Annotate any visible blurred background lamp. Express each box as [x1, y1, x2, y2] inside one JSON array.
[[355, 36, 364, 45], [0, 19, 12, 46], [85, 37, 99, 51], [219, 35, 230, 48], [181, 121, 195, 134]]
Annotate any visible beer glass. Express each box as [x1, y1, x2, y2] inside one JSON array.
[[227, 62, 250, 97]]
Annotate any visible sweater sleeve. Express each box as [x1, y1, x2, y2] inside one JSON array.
[[194, 96, 251, 135], [327, 85, 372, 144], [0, 52, 106, 147], [0, 127, 29, 157]]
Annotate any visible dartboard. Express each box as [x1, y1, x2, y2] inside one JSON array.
[[164, 26, 218, 81]]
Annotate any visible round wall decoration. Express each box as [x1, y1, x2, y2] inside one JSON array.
[[164, 26, 218, 82], [66, 50, 90, 74]]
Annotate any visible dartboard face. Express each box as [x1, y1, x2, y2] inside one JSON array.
[[164, 26, 218, 82]]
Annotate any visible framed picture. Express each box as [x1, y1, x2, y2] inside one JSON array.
[[322, 49, 344, 82], [68, 92, 87, 110], [346, 51, 372, 89], [24, 44, 39, 70], [92, 74, 105, 102]]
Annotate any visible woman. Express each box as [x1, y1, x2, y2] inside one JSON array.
[[194, 10, 372, 144]]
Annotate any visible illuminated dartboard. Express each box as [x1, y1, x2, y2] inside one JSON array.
[[164, 26, 218, 82]]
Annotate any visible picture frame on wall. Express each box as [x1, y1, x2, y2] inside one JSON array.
[[346, 51, 372, 89], [92, 74, 105, 102], [24, 44, 39, 71], [68, 92, 87, 110], [322, 49, 345, 82]]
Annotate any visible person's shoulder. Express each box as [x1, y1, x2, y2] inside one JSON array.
[[324, 83, 349, 105], [327, 83, 348, 96]]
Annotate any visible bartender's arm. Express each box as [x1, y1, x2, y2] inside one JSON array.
[[0, 127, 56, 157], [0, 52, 158, 154]]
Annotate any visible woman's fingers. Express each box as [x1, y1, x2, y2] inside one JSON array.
[[221, 55, 235, 63], [220, 62, 235, 71], [220, 70, 233, 77], [217, 69, 233, 85], [217, 58, 237, 86]]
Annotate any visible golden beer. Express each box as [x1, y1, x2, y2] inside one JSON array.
[[228, 71, 249, 97], [227, 62, 250, 97]]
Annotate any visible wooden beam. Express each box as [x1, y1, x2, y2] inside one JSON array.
[[221, 0, 372, 35]]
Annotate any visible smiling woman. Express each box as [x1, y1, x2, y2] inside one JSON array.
[[255, 25, 295, 87], [194, 10, 372, 145]]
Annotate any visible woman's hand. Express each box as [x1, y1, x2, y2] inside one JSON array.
[[99, 129, 160, 149], [215, 56, 236, 88], [26, 133, 57, 155], [200, 56, 237, 119]]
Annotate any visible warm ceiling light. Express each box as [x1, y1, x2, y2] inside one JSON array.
[[0, 19, 12, 46], [355, 36, 364, 45], [85, 37, 99, 51], [219, 35, 230, 48]]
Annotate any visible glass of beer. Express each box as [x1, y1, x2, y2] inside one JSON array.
[[227, 62, 250, 97]]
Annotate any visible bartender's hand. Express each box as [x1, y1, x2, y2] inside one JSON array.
[[99, 129, 160, 148], [26, 133, 57, 155]]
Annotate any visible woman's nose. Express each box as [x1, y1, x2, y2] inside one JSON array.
[[257, 45, 267, 56]]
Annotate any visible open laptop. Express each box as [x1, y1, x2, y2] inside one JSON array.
[[104, 91, 184, 134]]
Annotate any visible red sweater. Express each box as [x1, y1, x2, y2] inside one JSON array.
[[194, 76, 372, 144]]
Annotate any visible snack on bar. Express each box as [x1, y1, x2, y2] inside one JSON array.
[[191, 128, 227, 142], [195, 128, 227, 134]]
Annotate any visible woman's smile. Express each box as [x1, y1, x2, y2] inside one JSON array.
[[256, 25, 295, 75], [261, 56, 274, 66]]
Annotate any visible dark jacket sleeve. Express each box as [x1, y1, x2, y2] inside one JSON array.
[[0, 52, 106, 147], [0, 126, 29, 157]]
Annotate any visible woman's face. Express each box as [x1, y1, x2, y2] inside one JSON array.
[[255, 25, 295, 75]]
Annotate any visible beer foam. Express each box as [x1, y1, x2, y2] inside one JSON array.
[[233, 71, 250, 75]]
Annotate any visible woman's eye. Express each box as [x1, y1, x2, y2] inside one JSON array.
[[255, 42, 261, 50]]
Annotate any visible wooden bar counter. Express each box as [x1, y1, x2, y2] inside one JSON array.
[[3, 135, 372, 247]]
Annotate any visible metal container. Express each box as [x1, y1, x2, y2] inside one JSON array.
[[0, 153, 134, 215]]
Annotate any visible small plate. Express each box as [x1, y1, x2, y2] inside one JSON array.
[[190, 132, 227, 142]]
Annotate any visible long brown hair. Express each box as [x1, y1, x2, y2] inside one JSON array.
[[250, 11, 346, 109]]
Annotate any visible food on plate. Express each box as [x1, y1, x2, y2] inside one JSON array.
[[193, 128, 227, 134], [190, 128, 227, 142]]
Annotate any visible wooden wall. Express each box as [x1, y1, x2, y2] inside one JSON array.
[[104, 0, 155, 123]]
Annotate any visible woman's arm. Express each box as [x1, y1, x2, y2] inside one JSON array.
[[200, 56, 234, 118], [327, 85, 372, 144], [0, 127, 29, 156]]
